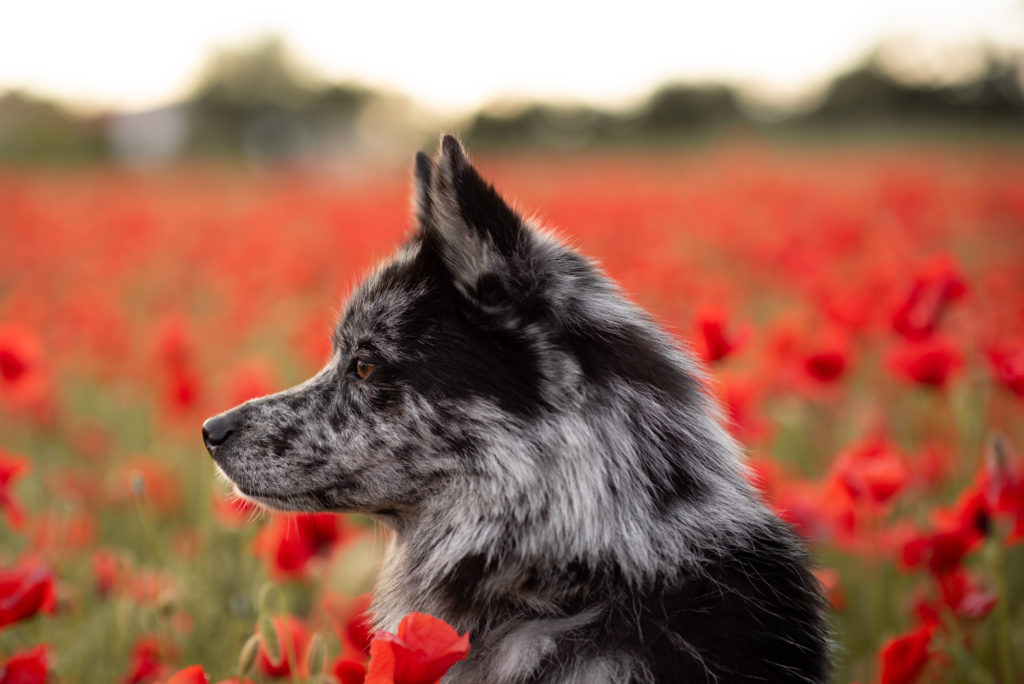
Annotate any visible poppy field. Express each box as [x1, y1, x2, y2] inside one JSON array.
[[1, 143, 1023, 683]]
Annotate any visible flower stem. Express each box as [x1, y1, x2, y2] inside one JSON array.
[[986, 540, 1016, 683]]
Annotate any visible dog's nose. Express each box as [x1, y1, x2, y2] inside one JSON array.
[[202, 412, 238, 451]]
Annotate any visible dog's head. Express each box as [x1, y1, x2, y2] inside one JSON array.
[[203, 136, 720, 532]]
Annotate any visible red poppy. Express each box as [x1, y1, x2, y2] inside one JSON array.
[[937, 569, 998, 620], [878, 624, 934, 684], [92, 548, 130, 596], [830, 437, 911, 508], [0, 323, 52, 420], [803, 348, 847, 384], [887, 336, 963, 388], [902, 525, 978, 577], [980, 433, 1024, 542], [0, 448, 29, 528], [0, 326, 37, 384], [0, 566, 55, 630], [332, 658, 368, 684], [162, 666, 209, 684], [693, 305, 748, 363], [986, 342, 1024, 398], [254, 513, 349, 579], [324, 593, 374, 658], [0, 644, 50, 684], [716, 374, 769, 441], [257, 615, 310, 679], [366, 612, 470, 684], [149, 314, 203, 416], [122, 635, 165, 684], [891, 255, 966, 341], [166, 364, 202, 414], [801, 328, 850, 384]]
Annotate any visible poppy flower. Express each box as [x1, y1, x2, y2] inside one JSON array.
[[332, 658, 368, 684], [256, 615, 310, 678], [0, 566, 55, 630], [716, 375, 769, 441], [878, 623, 934, 684], [937, 569, 998, 620], [830, 437, 911, 508], [0, 324, 52, 420], [887, 336, 963, 388], [801, 328, 851, 384], [0, 448, 29, 528], [986, 342, 1024, 398], [0, 324, 38, 384], [161, 666, 209, 684], [323, 593, 374, 658], [0, 644, 50, 684], [92, 548, 130, 596], [149, 314, 203, 416], [693, 306, 748, 363], [980, 432, 1024, 542], [254, 513, 349, 579], [122, 635, 165, 684], [891, 255, 966, 341], [902, 524, 978, 577], [366, 612, 470, 684]]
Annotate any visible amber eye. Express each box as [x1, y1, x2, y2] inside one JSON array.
[[355, 360, 376, 380]]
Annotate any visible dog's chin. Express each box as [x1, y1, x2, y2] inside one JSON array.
[[213, 463, 392, 520], [229, 484, 314, 513], [212, 463, 298, 513], [231, 485, 277, 512]]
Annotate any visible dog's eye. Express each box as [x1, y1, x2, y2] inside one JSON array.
[[355, 360, 376, 380]]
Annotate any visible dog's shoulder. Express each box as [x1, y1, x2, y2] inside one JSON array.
[[449, 516, 829, 684]]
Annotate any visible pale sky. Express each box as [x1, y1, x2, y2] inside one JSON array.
[[1, 0, 1021, 114]]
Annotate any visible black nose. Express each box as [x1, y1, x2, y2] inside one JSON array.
[[202, 412, 239, 451]]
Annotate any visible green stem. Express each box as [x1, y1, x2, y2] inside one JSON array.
[[941, 610, 996, 684], [987, 540, 1016, 683]]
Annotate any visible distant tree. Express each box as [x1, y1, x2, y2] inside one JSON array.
[[803, 51, 1024, 124], [184, 36, 374, 160], [637, 84, 743, 132], [0, 91, 108, 162]]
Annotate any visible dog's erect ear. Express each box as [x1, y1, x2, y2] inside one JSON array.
[[412, 150, 435, 230], [415, 135, 529, 309]]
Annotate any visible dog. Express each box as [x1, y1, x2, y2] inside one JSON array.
[[203, 136, 829, 683]]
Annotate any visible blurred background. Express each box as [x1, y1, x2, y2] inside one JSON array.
[[1, 0, 1022, 164], [1, 3, 1023, 683]]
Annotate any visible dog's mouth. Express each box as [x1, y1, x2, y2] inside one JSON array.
[[213, 463, 307, 512], [230, 477, 344, 513]]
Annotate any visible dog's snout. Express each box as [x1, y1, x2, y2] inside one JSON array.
[[202, 412, 239, 452]]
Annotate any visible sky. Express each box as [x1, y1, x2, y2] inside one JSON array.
[[1, 0, 1021, 115]]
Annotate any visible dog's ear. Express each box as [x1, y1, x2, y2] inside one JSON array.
[[416, 135, 529, 310], [412, 150, 435, 230]]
